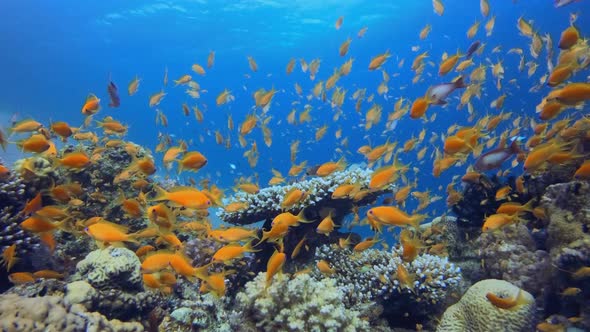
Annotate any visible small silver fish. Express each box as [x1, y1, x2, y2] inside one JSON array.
[[555, 0, 582, 7]]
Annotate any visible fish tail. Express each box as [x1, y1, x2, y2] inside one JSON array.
[[296, 209, 313, 223], [454, 75, 467, 89], [410, 214, 427, 229], [151, 185, 169, 202], [513, 289, 532, 308]]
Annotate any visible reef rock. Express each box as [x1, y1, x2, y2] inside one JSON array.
[[436, 279, 535, 332], [0, 293, 143, 332], [476, 223, 551, 296]]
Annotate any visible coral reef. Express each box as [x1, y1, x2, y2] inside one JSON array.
[[235, 272, 372, 332], [158, 294, 237, 332], [436, 279, 535, 332], [73, 247, 143, 291], [0, 293, 144, 332], [217, 166, 393, 225], [67, 247, 160, 320], [314, 245, 462, 306]]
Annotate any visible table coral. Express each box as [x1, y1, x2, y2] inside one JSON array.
[[217, 165, 393, 225], [436, 279, 535, 332], [235, 272, 371, 332]]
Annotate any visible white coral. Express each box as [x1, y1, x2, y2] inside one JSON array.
[[236, 272, 370, 332]]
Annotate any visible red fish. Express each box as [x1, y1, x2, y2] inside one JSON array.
[[107, 80, 120, 108], [474, 140, 521, 171]]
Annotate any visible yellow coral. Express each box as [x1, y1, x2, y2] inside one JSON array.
[[437, 279, 535, 332]]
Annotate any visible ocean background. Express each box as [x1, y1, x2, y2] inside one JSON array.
[[0, 0, 587, 234]]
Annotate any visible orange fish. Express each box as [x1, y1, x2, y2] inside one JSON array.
[[17, 134, 50, 153], [22, 193, 43, 216], [316, 211, 336, 236], [81, 94, 100, 115], [367, 206, 426, 229], [152, 186, 211, 210], [266, 250, 286, 288], [482, 213, 521, 232], [410, 97, 430, 119], [368, 50, 390, 70], [558, 25, 580, 50], [1, 244, 17, 271], [8, 272, 35, 284], [128, 76, 140, 96], [32, 270, 64, 279], [247, 56, 258, 72], [178, 151, 207, 173], [335, 16, 343, 29], [317, 260, 335, 275], [56, 151, 91, 169], [486, 290, 530, 309], [281, 188, 306, 209], [316, 158, 346, 176], [85, 221, 137, 244]]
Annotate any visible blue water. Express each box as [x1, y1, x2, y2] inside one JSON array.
[[0, 0, 587, 227]]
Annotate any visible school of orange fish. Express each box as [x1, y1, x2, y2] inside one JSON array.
[[1, 0, 590, 325]]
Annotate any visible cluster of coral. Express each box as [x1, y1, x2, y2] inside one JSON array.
[[217, 165, 393, 225]]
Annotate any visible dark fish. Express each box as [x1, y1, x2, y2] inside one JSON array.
[[107, 81, 121, 108], [426, 76, 467, 105], [466, 40, 481, 59], [474, 141, 522, 172]]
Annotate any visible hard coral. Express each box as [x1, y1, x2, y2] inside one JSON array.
[[0, 293, 144, 332], [68, 247, 160, 320], [436, 279, 535, 332], [73, 247, 143, 291], [217, 165, 393, 225], [235, 272, 371, 332]]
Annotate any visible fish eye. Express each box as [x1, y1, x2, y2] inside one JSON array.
[[368, 210, 373, 214], [207, 200, 211, 205]]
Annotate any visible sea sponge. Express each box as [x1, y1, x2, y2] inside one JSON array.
[[235, 272, 370, 331], [74, 247, 143, 291], [436, 279, 535, 332], [0, 293, 143, 332]]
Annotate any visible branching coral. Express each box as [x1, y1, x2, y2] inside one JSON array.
[[313, 245, 462, 307]]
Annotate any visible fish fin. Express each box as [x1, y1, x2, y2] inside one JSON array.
[[151, 185, 169, 202]]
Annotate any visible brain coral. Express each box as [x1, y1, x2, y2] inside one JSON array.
[[74, 247, 143, 291], [0, 293, 143, 332], [235, 272, 370, 332], [436, 279, 535, 332]]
